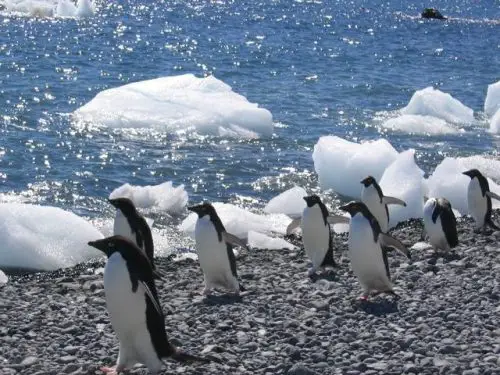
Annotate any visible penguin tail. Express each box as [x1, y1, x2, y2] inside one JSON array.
[[486, 218, 500, 231], [171, 348, 213, 363]]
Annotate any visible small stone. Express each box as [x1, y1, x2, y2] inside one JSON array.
[[20, 356, 38, 366], [287, 363, 317, 375], [58, 355, 77, 364]]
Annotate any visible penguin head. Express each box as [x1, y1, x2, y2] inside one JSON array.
[[463, 169, 482, 180], [360, 176, 376, 187], [88, 235, 128, 257], [339, 201, 369, 216], [303, 195, 322, 207], [108, 197, 138, 216], [188, 202, 216, 219]]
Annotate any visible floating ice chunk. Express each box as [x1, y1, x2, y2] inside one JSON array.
[[0, 203, 103, 271], [75, 0, 93, 17], [426, 156, 500, 214], [179, 203, 291, 240], [248, 230, 297, 250], [0, 270, 7, 284], [381, 114, 458, 135], [380, 150, 427, 226], [489, 109, 500, 134], [313, 136, 398, 198], [4, 0, 54, 16], [74, 74, 273, 138], [401, 87, 474, 124], [484, 80, 500, 117], [55, 0, 76, 17], [109, 181, 188, 214], [264, 186, 307, 219]]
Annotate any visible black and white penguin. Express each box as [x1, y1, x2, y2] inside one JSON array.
[[109, 197, 155, 269], [360, 176, 407, 233], [286, 195, 349, 276], [340, 201, 411, 300], [188, 203, 248, 295], [87, 236, 209, 375], [463, 169, 500, 232], [423, 197, 459, 252]]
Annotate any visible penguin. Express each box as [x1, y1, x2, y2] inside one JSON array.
[[360, 176, 407, 233], [463, 169, 500, 233], [87, 236, 210, 375], [188, 203, 248, 295], [109, 197, 155, 269], [422, 197, 459, 252], [285, 195, 349, 277], [340, 201, 411, 300]]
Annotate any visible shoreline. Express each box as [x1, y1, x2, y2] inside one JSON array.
[[1, 214, 500, 374]]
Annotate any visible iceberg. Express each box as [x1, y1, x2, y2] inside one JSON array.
[[3, 0, 94, 17], [484, 80, 500, 117], [426, 156, 500, 214], [109, 181, 188, 214], [0, 270, 7, 284], [179, 202, 291, 240], [0, 203, 103, 271], [381, 114, 458, 135], [312, 136, 398, 198], [401, 87, 474, 124], [74, 74, 274, 138], [248, 231, 297, 250], [489, 109, 500, 134], [379, 150, 427, 226], [263, 186, 307, 219]]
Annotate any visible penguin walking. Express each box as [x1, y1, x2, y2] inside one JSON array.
[[286, 195, 349, 277], [188, 203, 248, 295], [463, 169, 500, 233], [423, 197, 458, 252], [87, 236, 210, 375], [340, 201, 411, 300], [360, 176, 407, 233], [109, 197, 155, 269]]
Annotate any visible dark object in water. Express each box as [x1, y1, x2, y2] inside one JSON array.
[[421, 8, 447, 20]]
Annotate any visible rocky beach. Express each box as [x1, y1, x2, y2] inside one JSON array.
[[1, 214, 499, 375]]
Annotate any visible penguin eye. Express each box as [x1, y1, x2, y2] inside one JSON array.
[[108, 242, 115, 248]]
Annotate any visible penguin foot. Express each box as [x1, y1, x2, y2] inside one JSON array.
[[202, 287, 213, 296], [100, 366, 122, 375], [307, 267, 317, 277], [359, 295, 369, 301]]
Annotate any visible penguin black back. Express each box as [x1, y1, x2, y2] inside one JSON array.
[[340, 201, 382, 243], [361, 175, 390, 221], [433, 198, 459, 248]]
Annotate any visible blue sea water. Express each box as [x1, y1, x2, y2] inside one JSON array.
[[0, 0, 499, 252]]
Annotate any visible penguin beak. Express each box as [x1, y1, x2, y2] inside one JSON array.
[[339, 204, 350, 214], [360, 177, 369, 186], [108, 199, 118, 208], [462, 170, 472, 178], [188, 205, 203, 216], [88, 239, 109, 255]]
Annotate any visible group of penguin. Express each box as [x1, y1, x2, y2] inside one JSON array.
[[86, 168, 499, 374]]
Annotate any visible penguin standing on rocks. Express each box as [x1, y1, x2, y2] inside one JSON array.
[[423, 197, 459, 252], [340, 201, 411, 300], [109, 197, 155, 269], [286, 195, 349, 277], [360, 176, 407, 233], [188, 203, 248, 295], [463, 169, 500, 233], [88, 236, 210, 375]]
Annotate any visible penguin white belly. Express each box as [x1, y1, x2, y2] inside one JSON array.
[[113, 211, 136, 245], [348, 214, 391, 292], [301, 206, 329, 268], [468, 179, 487, 227], [423, 204, 447, 249], [362, 188, 388, 233], [195, 217, 236, 289], [103, 253, 161, 369]]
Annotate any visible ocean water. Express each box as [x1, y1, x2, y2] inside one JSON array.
[[0, 0, 499, 255]]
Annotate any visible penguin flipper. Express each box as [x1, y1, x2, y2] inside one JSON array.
[[486, 191, 500, 201], [286, 218, 301, 235], [222, 232, 249, 251], [382, 196, 407, 207], [140, 281, 163, 317], [327, 215, 349, 225], [138, 216, 155, 268], [486, 217, 500, 231], [379, 233, 411, 259]]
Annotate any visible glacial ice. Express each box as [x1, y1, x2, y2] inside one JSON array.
[[3, 0, 94, 18], [484, 80, 500, 117], [248, 231, 297, 250], [379, 150, 427, 226], [74, 74, 274, 138], [312, 136, 398, 198], [381, 114, 458, 135], [489, 109, 500, 134], [179, 202, 291, 240], [0, 203, 103, 271], [263, 186, 307, 219], [401, 87, 474, 124], [109, 181, 188, 214], [426, 156, 500, 214], [0, 270, 7, 284]]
